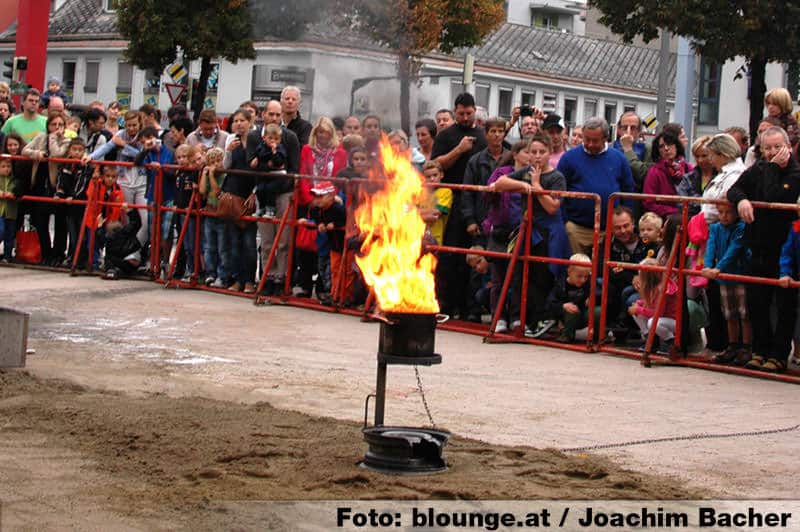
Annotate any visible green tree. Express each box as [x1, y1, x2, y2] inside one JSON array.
[[590, 0, 800, 140], [346, 0, 505, 133], [116, 0, 255, 120]]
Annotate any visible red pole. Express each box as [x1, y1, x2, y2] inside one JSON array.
[[485, 213, 527, 341], [255, 197, 293, 301], [586, 194, 602, 348], [597, 195, 617, 345], [193, 191, 202, 283], [284, 184, 299, 297], [151, 167, 163, 277], [70, 175, 96, 276], [14, 0, 49, 93], [641, 224, 682, 366], [85, 174, 103, 274], [673, 203, 690, 356], [166, 191, 197, 282], [517, 191, 534, 338]]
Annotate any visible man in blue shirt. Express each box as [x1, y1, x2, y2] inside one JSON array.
[[557, 117, 634, 255]]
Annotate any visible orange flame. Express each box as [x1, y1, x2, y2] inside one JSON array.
[[354, 138, 439, 314]]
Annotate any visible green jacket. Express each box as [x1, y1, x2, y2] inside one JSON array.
[[0, 173, 17, 219]]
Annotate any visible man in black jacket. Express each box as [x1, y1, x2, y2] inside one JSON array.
[[727, 126, 800, 373], [248, 100, 301, 295], [280, 86, 312, 146]]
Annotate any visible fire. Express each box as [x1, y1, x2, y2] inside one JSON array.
[[355, 138, 439, 313]]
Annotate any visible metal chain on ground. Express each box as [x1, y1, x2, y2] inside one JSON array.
[[414, 365, 437, 428], [560, 423, 800, 453]]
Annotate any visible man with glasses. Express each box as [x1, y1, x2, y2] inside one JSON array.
[[612, 111, 652, 193]]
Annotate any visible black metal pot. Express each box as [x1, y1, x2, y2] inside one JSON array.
[[378, 312, 441, 365]]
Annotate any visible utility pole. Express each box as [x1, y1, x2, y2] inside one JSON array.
[[656, 28, 671, 131], [674, 37, 696, 150]]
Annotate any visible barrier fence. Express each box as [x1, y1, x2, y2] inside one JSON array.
[[2, 154, 798, 384]]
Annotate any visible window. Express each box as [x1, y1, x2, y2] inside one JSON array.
[[62, 60, 76, 91], [498, 87, 513, 118], [584, 98, 597, 120], [521, 90, 535, 108], [117, 62, 133, 92], [542, 92, 556, 113], [84, 60, 99, 93], [475, 83, 490, 108], [604, 102, 617, 125], [623, 102, 637, 114], [698, 57, 721, 125], [144, 68, 160, 94], [563, 96, 577, 126], [104, 0, 118, 12], [531, 10, 556, 29], [450, 79, 465, 105]]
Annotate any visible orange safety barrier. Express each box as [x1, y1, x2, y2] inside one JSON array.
[[2, 153, 799, 384]]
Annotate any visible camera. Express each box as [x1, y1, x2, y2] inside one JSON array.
[[520, 105, 533, 118]]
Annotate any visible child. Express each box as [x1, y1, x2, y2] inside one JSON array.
[[174, 144, 200, 282], [98, 206, 141, 280], [466, 245, 491, 320], [546, 254, 600, 343], [250, 123, 287, 173], [419, 160, 452, 246], [0, 81, 16, 115], [0, 158, 17, 261], [84, 164, 125, 269], [64, 115, 82, 140], [41, 76, 70, 108], [629, 257, 679, 354], [308, 181, 346, 305], [701, 202, 752, 365], [777, 197, 800, 369], [200, 147, 227, 287], [638, 211, 663, 251], [56, 138, 93, 266]]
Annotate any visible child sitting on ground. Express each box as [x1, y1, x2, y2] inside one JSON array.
[[0, 157, 17, 262], [98, 205, 141, 280], [629, 257, 679, 354], [545, 253, 600, 343], [419, 160, 452, 246], [702, 202, 752, 365]]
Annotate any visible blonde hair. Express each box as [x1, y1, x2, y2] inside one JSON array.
[[310, 116, 339, 148], [0, 81, 9, 93], [387, 129, 409, 146], [422, 160, 443, 174], [637, 258, 662, 304], [264, 123, 282, 138], [341, 134, 364, 152], [466, 245, 485, 267], [691, 135, 712, 157], [639, 211, 663, 230], [569, 253, 591, 271], [765, 88, 793, 114], [205, 147, 225, 165], [175, 143, 196, 160]]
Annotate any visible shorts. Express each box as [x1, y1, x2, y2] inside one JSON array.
[[719, 283, 747, 320]]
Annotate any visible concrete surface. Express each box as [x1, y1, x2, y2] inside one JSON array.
[[2, 267, 799, 497]]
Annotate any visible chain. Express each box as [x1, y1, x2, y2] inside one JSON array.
[[414, 365, 437, 428], [560, 423, 800, 453]]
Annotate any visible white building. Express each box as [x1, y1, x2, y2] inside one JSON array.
[[3, 0, 773, 139]]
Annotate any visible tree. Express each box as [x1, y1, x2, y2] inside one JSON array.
[[116, 0, 255, 120], [345, 0, 505, 133], [590, 0, 800, 140]]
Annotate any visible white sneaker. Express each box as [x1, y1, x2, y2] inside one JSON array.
[[211, 278, 225, 288], [510, 320, 521, 330], [494, 319, 508, 333], [529, 319, 556, 338], [181, 272, 193, 283], [204, 276, 215, 287]]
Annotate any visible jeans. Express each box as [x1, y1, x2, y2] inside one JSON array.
[[0, 216, 15, 260], [204, 216, 228, 281], [176, 214, 196, 274], [65, 204, 86, 262], [224, 220, 257, 285], [257, 191, 292, 282]]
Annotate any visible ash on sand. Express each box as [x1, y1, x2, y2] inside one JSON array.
[[0, 370, 696, 529]]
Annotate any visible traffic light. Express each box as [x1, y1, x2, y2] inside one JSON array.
[[2, 57, 28, 84], [2, 59, 13, 82]]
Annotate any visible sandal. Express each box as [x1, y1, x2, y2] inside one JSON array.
[[760, 358, 786, 374], [744, 355, 764, 370]]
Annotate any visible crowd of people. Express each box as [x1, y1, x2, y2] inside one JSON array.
[[1, 76, 800, 374]]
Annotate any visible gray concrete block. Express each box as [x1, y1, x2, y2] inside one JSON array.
[[0, 307, 28, 368]]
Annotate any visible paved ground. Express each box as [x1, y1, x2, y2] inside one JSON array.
[[3, 267, 799, 499]]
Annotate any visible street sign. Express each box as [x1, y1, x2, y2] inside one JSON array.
[[165, 83, 186, 105], [167, 62, 187, 83], [643, 114, 658, 130]]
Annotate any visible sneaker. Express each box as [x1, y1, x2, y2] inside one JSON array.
[[528, 319, 556, 338], [204, 276, 215, 287], [711, 345, 739, 365], [657, 338, 675, 356], [493, 319, 508, 333], [555, 334, 574, 344], [510, 320, 521, 330], [181, 272, 193, 283], [243, 282, 256, 294], [229, 281, 243, 292], [211, 278, 225, 288]]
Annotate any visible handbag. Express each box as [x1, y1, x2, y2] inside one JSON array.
[[295, 224, 318, 252], [216, 191, 255, 229], [15, 227, 42, 264]]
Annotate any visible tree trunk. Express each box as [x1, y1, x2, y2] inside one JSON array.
[[748, 56, 767, 143], [191, 56, 212, 122], [398, 49, 411, 135]]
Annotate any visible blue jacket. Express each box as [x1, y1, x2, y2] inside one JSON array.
[[779, 223, 800, 279], [556, 145, 634, 229], [704, 220, 750, 284], [138, 146, 176, 203]]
